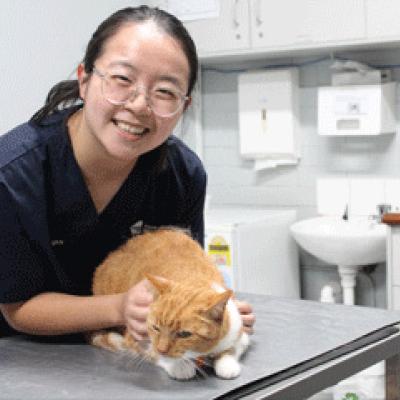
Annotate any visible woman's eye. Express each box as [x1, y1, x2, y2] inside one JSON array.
[[176, 330, 192, 339], [111, 74, 131, 85], [154, 88, 177, 100]]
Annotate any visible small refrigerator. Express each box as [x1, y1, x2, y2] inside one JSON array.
[[205, 207, 300, 298]]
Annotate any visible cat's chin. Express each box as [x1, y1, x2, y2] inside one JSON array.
[[156, 355, 197, 380]]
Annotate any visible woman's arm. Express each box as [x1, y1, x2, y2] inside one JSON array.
[[0, 292, 124, 336], [0, 280, 153, 337]]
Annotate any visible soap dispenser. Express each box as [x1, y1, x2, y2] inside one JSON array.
[[317, 82, 396, 136]]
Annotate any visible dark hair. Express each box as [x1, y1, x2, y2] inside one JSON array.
[[31, 6, 198, 123]]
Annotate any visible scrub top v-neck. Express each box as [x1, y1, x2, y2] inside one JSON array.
[[0, 107, 207, 335]]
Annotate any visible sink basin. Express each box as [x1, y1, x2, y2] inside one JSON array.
[[290, 216, 386, 266]]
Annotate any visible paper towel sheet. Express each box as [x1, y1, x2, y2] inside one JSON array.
[[254, 157, 298, 171]]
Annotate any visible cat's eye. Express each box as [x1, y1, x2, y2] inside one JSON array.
[[176, 330, 192, 339], [152, 325, 160, 332]]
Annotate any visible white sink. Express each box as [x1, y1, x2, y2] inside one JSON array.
[[290, 216, 386, 266], [290, 216, 387, 305]]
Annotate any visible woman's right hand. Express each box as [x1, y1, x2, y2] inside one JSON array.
[[121, 279, 154, 341]]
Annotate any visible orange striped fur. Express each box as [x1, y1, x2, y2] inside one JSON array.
[[91, 228, 244, 378]]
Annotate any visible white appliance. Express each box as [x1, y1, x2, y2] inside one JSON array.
[[205, 207, 300, 298], [318, 82, 396, 136]]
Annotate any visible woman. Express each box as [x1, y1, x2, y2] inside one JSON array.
[[0, 6, 254, 341]]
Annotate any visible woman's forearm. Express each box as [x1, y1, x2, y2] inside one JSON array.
[[0, 292, 124, 336]]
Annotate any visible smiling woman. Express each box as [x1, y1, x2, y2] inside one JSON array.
[[0, 6, 255, 342]]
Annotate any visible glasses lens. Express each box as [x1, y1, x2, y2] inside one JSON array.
[[102, 75, 131, 105], [149, 88, 184, 117]]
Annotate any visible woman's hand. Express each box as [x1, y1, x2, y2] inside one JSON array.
[[235, 299, 255, 334], [121, 279, 154, 341]]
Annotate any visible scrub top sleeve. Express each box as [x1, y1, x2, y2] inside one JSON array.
[[187, 170, 207, 247], [0, 188, 45, 303]]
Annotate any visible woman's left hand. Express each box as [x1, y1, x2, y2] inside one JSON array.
[[234, 299, 255, 334]]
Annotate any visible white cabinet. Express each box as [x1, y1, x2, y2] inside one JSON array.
[[179, 0, 251, 55], [249, 0, 308, 48], [159, 0, 400, 61], [250, 0, 365, 49], [366, 0, 400, 39]]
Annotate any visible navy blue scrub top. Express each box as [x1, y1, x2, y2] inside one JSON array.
[[0, 107, 207, 336]]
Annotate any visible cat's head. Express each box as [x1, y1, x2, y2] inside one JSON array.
[[145, 273, 233, 359]]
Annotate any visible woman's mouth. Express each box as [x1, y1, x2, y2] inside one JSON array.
[[113, 120, 150, 137]]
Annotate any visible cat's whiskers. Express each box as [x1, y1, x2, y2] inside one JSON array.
[[182, 355, 208, 379]]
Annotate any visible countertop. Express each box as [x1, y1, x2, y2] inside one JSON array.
[[2, 294, 400, 399], [382, 213, 400, 225]]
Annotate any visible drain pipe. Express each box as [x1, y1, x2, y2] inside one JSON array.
[[320, 282, 342, 303]]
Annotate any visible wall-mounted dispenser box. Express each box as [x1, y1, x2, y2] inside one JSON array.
[[238, 68, 299, 159], [318, 82, 396, 136]]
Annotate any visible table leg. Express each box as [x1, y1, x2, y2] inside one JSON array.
[[386, 354, 400, 400]]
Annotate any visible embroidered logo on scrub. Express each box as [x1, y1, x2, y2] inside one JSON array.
[[50, 239, 64, 247]]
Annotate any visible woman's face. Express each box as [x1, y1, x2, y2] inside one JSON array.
[[77, 21, 191, 163]]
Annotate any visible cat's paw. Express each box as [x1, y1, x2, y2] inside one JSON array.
[[158, 357, 197, 380], [214, 355, 241, 379], [91, 331, 125, 351]]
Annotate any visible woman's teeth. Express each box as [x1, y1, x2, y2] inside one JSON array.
[[115, 121, 148, 136]]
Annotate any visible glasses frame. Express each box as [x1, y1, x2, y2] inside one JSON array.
[[92, 66, 189, 118]]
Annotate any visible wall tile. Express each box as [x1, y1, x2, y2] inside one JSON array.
[[316, 178, 349, 216], [349, 178, 385, 216], [384, 179, 400, 211]]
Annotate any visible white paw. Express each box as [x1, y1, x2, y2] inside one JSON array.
[[215, 355, 241, 379], [158, 357, 196, 380]]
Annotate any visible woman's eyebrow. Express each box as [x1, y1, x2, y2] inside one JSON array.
[[107, 60, 136, 70]]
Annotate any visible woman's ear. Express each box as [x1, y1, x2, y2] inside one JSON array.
[[77, 63, 89, 101], [183, 96, 192, 112]]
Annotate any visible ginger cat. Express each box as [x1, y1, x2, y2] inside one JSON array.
[[91, 228, 249, 380]]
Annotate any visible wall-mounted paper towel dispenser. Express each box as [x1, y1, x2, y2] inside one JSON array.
[[318, 82, 396, 136], [238, 68, 300, 170]]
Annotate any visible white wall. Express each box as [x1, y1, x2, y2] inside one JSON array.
[[0, 0, 148, 133], [203, 53, 400, 221], [202, 49, 400, 305]]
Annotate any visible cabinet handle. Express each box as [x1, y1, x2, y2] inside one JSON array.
[[233, 0, 240, 28], [255, 0, 262, 25]]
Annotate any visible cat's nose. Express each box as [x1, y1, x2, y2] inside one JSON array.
[[157, 344, 170, 354], [157, 340, 170, 355]]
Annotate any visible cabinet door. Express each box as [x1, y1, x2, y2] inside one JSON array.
[[250, 0, 365, 49], [181, 0, 251, 56], [306, 0, 365, 42], [250, 0, 309, 48], [366, 0, 400, 39]]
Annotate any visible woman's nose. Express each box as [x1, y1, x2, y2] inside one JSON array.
[[124, 87, 151, 115]]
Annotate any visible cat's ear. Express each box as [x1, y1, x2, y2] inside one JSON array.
[[145, 273, 172, 295], [204, 290, 233, 322]]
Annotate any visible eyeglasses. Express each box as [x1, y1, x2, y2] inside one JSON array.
[[92, 67, 189, 118]]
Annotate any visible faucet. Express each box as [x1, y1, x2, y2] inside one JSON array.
[[342, 204, 348, 221], [370, 203, 391, 223]]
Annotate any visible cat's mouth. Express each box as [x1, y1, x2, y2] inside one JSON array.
[[137, 339, 152, 352]]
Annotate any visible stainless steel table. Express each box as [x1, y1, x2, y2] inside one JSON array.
[[2, 294, 400, 400]]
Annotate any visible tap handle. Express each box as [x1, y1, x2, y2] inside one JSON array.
[[377, 203, 391, 216], [342, 204, 348, 221]]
